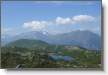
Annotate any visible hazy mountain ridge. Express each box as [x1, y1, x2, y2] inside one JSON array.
[[2, 30, 101, 50]]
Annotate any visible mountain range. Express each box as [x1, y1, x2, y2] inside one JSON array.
[[2, 30, 101, 50]]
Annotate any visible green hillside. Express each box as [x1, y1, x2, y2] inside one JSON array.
[[5, 39, 49, 49], [1, 39, 102, 69]]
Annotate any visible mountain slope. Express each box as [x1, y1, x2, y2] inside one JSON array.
[[50, 30, 101, 50], [2, 30, 101, 50], [5, 39, 49, 49]]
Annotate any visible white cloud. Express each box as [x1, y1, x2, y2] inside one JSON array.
[[34, 1, 95, 6], [55, 15, 95, 25], [23, 21, 48, 31], [1, 27, 24, 37], [1, 27, 19, 39], [1, 28, 12, 35], [72, 15, 95, 23], [23, 15, 95, 31], [34, 1, 65, 4], [56, 17, 72, 25]]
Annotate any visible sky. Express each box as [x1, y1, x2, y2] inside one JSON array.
[[1, 1, 101, 37]]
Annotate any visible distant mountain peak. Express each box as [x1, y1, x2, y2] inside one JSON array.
[[2, 30, 101, 50]]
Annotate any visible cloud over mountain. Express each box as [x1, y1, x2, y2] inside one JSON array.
[[72, 15, 95, 23], [55, 17, 72, 25], [56, 15, 95, 25], [23, 15, 95, 31], [23, 21, 48, 31]]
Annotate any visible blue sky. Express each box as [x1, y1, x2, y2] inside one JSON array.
[[1, 1, 101, 36]]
